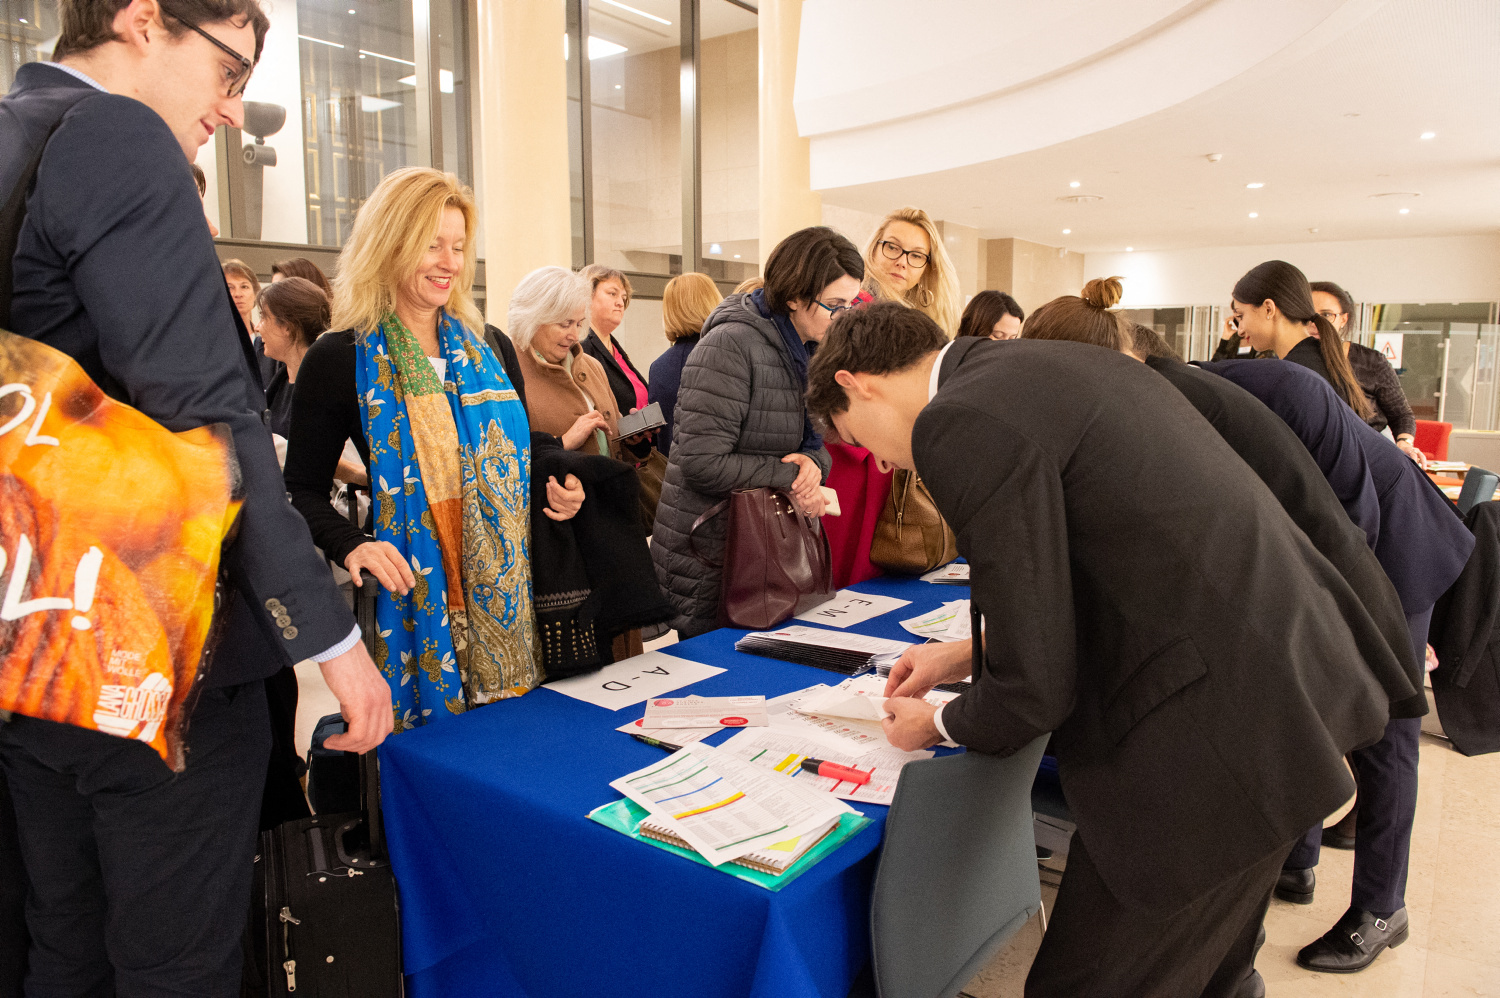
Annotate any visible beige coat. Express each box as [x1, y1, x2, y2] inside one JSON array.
[[515, 340, 623, 459]]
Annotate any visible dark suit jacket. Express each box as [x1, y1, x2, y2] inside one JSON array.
[[582, 330, 648, 418], [1146, 356, 1423, 717], [1430, 500, 1500, 756], [1201, 359, 1473, 629], [920, 338, 1399, 911], [2, 64, 353, 685]]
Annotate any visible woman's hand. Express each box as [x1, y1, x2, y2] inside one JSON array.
[[346, 540, 415, 595], [334, 455, 370, 486], [544, 474, 585, 521], [620, 407, 655, 448], [781, 452, 823, 513], [1221, 315, 1238, 341], [1397, 437, 1427, 468], [562, 411, 610, 451]]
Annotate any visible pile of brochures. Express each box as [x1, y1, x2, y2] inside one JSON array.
[[734, 625, 912, 675], [899, 600, 971, 643], [588, 743, 871, 890], [920, 562, 969, 584]]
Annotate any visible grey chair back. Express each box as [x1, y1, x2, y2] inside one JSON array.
[[1457, 467, 1499, 516], [869, 735, 1049, 998]]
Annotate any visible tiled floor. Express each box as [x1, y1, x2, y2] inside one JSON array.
[[295, 657, 1500, 997], [960, 732, 1500, 997]]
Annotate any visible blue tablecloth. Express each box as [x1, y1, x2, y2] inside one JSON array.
[[379, 574, 967, 998]]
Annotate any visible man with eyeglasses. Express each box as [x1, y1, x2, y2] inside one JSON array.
[[0, 0, 390, 992]]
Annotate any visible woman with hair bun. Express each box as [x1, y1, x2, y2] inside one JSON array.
[[1310, 280, 1421, 463], [1227, 261, 1373, 422], [1022, 276, 1132, 350]]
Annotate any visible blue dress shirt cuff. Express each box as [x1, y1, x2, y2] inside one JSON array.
[[311, 625, 362, 662]]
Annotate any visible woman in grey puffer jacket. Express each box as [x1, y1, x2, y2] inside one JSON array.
[[651, 227, 866, 636]]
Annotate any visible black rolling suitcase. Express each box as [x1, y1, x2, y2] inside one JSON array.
[[244, 567, 402, 996]]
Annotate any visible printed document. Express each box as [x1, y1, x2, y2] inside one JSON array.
[[719, 727, 936, 806], [643, 695, 768, 728]]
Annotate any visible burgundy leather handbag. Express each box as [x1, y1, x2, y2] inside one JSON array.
[[690, 487, 835, 629]]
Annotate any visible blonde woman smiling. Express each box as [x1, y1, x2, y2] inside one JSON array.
[[285, 168, 584, 730]]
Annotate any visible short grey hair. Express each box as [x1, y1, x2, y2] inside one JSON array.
[[507, 266, 591, 351]]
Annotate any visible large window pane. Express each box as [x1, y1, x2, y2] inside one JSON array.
[[1, 0, 58, 93], [297, 0, 419, 247], [433, 0, 472, 186], [588, 0, 680, 275], [1371, 302, 1496, 425], [700, 0, 758, 282]]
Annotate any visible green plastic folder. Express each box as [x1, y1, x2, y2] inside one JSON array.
[[586, 798, 872, 892]]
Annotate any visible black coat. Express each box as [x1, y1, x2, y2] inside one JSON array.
[[2, 64, 351, 684], [1429, 500, 1500, 756], [530, 446, 674, 680], [582, 330, 648, 419], [921, 338, 1401, 912], [1146, 356, 1423, 716]]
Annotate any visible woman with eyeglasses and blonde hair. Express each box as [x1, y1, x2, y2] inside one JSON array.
[[285, 167, 584, 731], [860, 207, 963, 336]]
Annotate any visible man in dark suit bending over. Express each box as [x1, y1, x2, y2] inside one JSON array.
[[805, 303, 1409, 997]]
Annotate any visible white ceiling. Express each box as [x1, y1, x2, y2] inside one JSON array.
[[813, 0, 1500, 254]]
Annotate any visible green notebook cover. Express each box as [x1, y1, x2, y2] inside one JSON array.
[[586, 798, 872, 892]]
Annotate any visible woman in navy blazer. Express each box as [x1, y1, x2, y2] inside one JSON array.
[[1202, 356, 1473, 975], [647, 273, 721, 456]]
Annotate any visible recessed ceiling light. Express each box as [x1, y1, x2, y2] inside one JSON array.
[[710, 243, 722, 255], [1248, 212, 1259, 218], [348, 8, 357, 14], [1125, 247, 1134, 252], [359, 53, 365, 58], [1246, 182, 1264, 189], [734, 254, 741, 259], [1399, 208, 1410, 214], [1420, 131, 1436, 140], [1062, 229, 1071, 235], [614, 84, 621, 89], [18, 17, 27, 23], [1069, 181, 1081, 188]]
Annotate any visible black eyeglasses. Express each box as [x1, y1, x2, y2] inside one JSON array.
[[166, 12, 255, 97], [877, 240, 929, 269]]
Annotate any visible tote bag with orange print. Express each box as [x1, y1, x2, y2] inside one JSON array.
[[0, 328, 243, 771]]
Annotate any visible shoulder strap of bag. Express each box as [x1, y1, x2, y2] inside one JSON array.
[[1, 91, 100, 328], [688, 499, 731, 568]]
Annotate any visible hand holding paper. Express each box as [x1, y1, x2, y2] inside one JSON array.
[[882, 697, 943, 751]]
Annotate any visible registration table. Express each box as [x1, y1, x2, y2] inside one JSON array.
[[379, 573, 967, 998]]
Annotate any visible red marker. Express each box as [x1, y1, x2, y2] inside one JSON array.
[[799, 758, 872, 786]]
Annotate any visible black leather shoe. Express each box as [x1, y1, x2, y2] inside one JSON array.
[[1275, 866, 1315, 904], [1321, 826, 1357, 849], [1296, 907, 1409, 973]]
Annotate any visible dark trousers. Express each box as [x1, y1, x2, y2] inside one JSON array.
[[0, 774, 27, 998], [1285, 714, 1422, 913], [259, 666, 310, 831], [1284, 606, 1430, 915], [1026, 832, 1295, 998], [0, 682, 270, 998]]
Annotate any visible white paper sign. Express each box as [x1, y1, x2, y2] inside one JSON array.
[[1374, 332, 1404, 368], [794, 590, 911, 628], [544, 651, 725, 711]]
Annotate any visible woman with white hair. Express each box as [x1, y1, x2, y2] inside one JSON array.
[[510, 266, 630, 458], [285, 168, 585, 730]]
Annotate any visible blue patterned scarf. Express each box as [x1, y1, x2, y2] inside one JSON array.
[[356, 312, 539, 731]]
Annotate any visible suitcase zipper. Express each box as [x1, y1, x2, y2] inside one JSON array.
[[279, 906, 301, 991]]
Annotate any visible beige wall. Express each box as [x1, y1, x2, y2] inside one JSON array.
[[985, 237, 1085, 316], [760, 0, 822, 258], [702, 29, 760, 267], [475, 0, 572, 324], [936, 220, 980, 300]]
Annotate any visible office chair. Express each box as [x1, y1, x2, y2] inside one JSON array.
[[867, 735, 1050, 998]]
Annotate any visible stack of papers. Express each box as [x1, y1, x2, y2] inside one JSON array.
[[719, 727, 934, 807], [609, 743, 858, 868], [920, 563, 969, 584], [900, 600, 972, 643], [615, 716, 720, 748], [735, 625, 912, 675]]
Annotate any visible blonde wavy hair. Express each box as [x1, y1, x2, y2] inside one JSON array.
[[330, 168, 484, 337], [862, 207, 962, 335]]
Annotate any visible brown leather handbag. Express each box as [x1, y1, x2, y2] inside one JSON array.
[[689, 488, 835, 629], [870, 469, 959, 575], [633, 448, 668, 535]]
